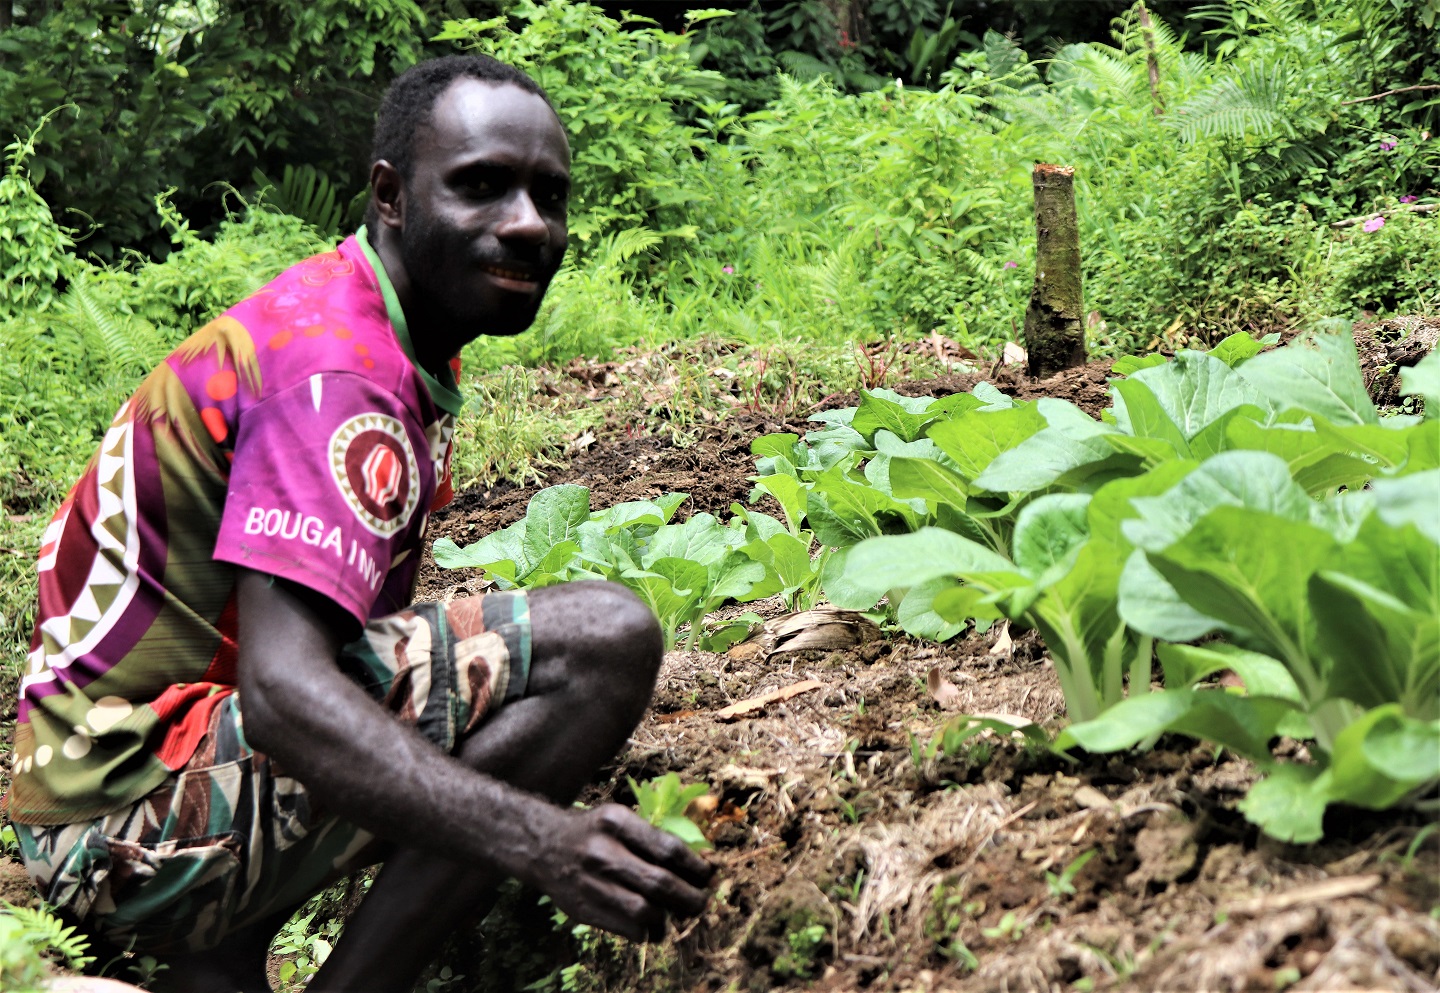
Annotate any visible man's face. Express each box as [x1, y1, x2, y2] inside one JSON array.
[[399, 78, 570, 339]]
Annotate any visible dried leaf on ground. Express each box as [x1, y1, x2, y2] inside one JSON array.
[[713, 679, 825, 721], [989, 619, 1013, 657], [716, 764, 781, 790], [566, 429, 596, 454], [1229, 874, 1382, 916], [927, 666, 964, 710], [727, 607, 880, 662]]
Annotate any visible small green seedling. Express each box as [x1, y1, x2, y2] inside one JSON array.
[[1382, 823, 1438, 874], [926, 885, 981, 971], [697, 612, 763, 652], [940, 936, 979, 971], [628, 773, 714, 851], [924, 714, 1051, 763], [1272, 966, 1301, 989], [273, 909, 336, 988], [773, 923, 828, 979], [981, 910, 1026, 942], [1044, 849, 1097, 898]]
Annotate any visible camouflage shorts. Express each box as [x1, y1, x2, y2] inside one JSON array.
[[12, 592, 531, 954]]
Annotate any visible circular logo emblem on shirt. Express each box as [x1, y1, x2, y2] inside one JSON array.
[[329, 414, 420, 536]]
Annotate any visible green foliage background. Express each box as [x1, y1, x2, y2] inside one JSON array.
[[2, 0, 1438, 688]]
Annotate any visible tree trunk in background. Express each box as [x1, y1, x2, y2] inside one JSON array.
[[1023, 164, 1086, 377], [825, 0, 870, 48], [1, 3, 11, 30], [1136, 2, 1165, 117]]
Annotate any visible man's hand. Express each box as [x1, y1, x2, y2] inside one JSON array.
[[530, 803, 715, 942]]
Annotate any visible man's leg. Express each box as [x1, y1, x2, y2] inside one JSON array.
[[145, 909, 292, 993], [309, 580, 664, 993]]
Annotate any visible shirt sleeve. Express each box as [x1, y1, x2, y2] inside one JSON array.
[[214, 373, 431, 626]]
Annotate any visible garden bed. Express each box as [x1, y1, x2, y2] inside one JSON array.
[[409, 349, 1440, 993], [3, 328, 1435, 991]]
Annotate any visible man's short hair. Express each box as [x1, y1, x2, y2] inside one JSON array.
[[370, 54, 553, 180]]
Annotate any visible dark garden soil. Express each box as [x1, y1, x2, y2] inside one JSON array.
[[410, 348, 1440, 993]]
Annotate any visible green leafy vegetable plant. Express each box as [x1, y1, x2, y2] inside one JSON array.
[[627, 773, 714, 852], [433, 485, 770, 649], [772, 330, 1437, 840], [1064, 462, 1440, 842]]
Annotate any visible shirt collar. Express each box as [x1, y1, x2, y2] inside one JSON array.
[[355, 225, 464, 417]]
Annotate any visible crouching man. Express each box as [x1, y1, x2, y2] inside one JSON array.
[[5, 54, 712, 993]]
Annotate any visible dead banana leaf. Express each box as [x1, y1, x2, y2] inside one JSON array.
[[713, 679, 824, 721], [726, 607, 879, 662]]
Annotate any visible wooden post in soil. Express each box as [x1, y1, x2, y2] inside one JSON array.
[[1022, 164, 1086, 377]]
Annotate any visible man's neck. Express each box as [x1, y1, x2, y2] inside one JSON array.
[[371, 228, 456, 382]]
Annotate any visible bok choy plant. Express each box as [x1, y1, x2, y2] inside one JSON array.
[[433, 484, 769, 649]]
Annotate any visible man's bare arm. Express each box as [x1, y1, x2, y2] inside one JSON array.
[[234, 569, 711, 939]]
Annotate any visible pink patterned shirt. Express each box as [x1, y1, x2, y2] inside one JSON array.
[[9, 230, 462, 824]]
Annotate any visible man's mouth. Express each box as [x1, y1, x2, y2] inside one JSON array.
[[479, 262, 540, 287]]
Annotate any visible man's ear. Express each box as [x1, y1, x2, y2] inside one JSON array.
[[369, 160, 405, 230]]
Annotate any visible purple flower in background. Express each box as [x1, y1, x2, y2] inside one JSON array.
[[1399, 195, 1418, 204], [1003, 260, 1018, 269], [722, 266, 734, 275], [1363, 216, 1386, 233], [1379, 139, 1397, 151]]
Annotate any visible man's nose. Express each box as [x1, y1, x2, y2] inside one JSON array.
[[496, 189, 548, 244]]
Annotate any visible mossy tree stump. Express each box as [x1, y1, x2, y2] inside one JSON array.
[[1023, 163, 1086, 377]]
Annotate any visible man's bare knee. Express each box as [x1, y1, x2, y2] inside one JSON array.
[[528, 580, 664, 706]]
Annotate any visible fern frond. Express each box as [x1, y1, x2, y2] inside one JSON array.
[[1044, 43, 1090, 90], [982, 30, 1039, 90], [595, 227, 664, 269], [776, 51, 838, 84], [1168, 62, 1296, 144], [58, 278, 163, 371], [1076, 47, 1149, 105], [718, 307, 765, 342], [1140, 9, 1181, 53], [1172, 52, 1215, 93], [252, 164, 345, 234], [2, 902, 96, 972]]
